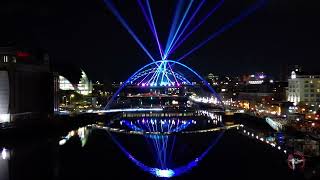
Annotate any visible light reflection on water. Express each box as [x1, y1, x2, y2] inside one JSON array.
[[56, 111, 225, 178], [57, 114, 320, 179], [59, 127, 89, 146], [0, 148, 10, 180], [91, 113, 225, 178], [0, 115, 318, 180]]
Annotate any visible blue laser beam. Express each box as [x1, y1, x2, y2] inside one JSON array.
[[165, 0, 206, 58], [176, 0, 267, 62], [145, 0, 164, 59], [177, 0, 266, 62], [134, 61, 187, 87], [168, 0, 225, 57], [168, 62, 179, 85], [164, 0, 194, 59], [104, 60, 224, 110], [165, 0, 184, 54], [137, 0, 163, 60], [103, 0, 155, 61], [105, 126, 225, 178], [137, 67, 157, 85]]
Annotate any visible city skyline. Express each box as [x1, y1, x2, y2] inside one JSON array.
[[1, 1, 320, 179]]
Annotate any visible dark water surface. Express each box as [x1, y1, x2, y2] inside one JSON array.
[[0, 118, 313, 180]]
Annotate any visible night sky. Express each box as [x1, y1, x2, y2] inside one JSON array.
[[1, 0, 320, 82]]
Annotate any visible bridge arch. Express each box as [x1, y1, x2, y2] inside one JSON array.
[[104, 60, 224, 110]]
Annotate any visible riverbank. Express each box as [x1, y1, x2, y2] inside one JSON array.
[[0, 114, 98, 142]]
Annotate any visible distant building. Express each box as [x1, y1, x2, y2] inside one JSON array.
[[288, 71, 320, 105], [59, 75, 76, 91], [245, 72, 269, 85], [53, 66, 94, 112], [57, 69, 92, 95], [0, 46, 53, 123], [77, 70, 92, 95], [207, 73, 219, 85]]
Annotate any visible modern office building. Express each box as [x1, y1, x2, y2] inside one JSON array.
[[0, 46, 53, 123], [288, 71, 320, 105]]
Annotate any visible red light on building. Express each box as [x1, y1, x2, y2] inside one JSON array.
[[16, 51, 30, 57]]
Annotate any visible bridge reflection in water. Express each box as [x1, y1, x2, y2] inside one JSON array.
[[86, 110, 232, 178], [53, 109, 229, 178], [1, 112, 315, 179], [52, 109, 320, 179]]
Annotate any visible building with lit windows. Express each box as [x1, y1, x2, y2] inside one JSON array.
[[207, 73, 219, 85], [77, 70, 92, 95], [288, 71, 320, 105], [244, 72, 269, 85], [53, 65, 94, 112], [0, 45, 53, 123], [57, 70, 92, 95], [59, 75, 76, 91]]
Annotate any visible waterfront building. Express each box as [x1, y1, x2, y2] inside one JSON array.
[[77, 70, 93, 95], [0, 45, 53, 123], [288, 71, 320, 106]]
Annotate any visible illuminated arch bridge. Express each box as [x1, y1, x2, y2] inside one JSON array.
[[101, 0, 266, 177], [128, 64, 191, 87], [104, 60, 223, 110]]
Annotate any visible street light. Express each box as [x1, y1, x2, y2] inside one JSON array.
[[70, 94, 75, 105]]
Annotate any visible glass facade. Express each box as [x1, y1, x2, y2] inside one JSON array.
[[59, 76, 75, 91], [77, 70, 92, 95]]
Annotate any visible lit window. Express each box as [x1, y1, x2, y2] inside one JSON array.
[[59, 76, 75, 90], [3, 56, 8, 63]]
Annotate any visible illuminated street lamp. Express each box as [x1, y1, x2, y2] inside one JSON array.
[[70, 94, 75, 105]]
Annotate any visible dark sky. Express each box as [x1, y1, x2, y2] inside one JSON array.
[[1, 0, 320, 82]]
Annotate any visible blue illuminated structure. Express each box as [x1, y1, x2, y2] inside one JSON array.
[[101, 116, 224, 178], [167, 0, 225, 58], [137, 0, 164, 59], [101, 0, 266, 177], [121, 119, 193, 133], [129, 68, 191, 87], [176, 0, 266, 62], [103, 0, 266, 62], [102, 0, 156, 61], [106, 123, 224, 178], [102, 59, 225, 177], [119, 118, 194, 170], [104, 60, 223, 110], [164, 0, 206, 58], [164, 0, 194, 59]]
